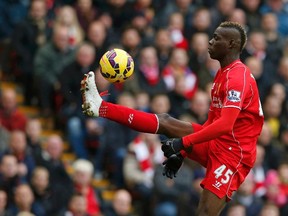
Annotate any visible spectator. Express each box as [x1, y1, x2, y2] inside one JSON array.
[[123, 133, 163, 216], [0, 88, 27, 132], [87, 21, 110, 69], [244, 56, 268, 100], [43, 0, 71, 21], [162, 48, 198, 100], [257, 121, 284, 170], [130, 1, 155, 44], [226, 203, 246, 216], [17, 212, 35, 216], [101, 92, 139, 187], [231, 172, 263, 216], [277, 56, 288, 99], [0, 190, 12, 216], [252, 145, 267, 198], [0, 0, 28, 41], [11, 0, 52, 105], [188, 90, 210, 124], [103, 0, 134, 35], [54, 5, 84, 48], [0, 0, 29, 76], [37, 134, 73, 203], [260, 0, 288, 36], [228, 8, 247, 31], [149, 94, 171, 115], [264, 170, 287, 208], [278, 161, 288, 196], [25, 118, 43, 164], [84, 118, 104, 163], [261, 13, 285, 67], [185, 7, 213, 40], [259, 203, 280, 216], [269, 82, 286, 104], [189, 167, 206, 215], [270, 82, 288, 131], [135, 91, 150, 112], [168, 76, 191, 118], [239, 0, 262, 31], [210, 0, 237, 30], [278, 161, 288, 215], [64, 193, 88, 216], [8, 184, 45, 216], [263, 95, 282, 138], [188, 32, 212, 89], [281, 126, 288, 158], [59, 42, 96, 159], [30, 166, 67, 215], [131, 46, 167, 96], [0, 155, 25, 202], [34, 24, 76, 116], [168, 12, 189, 50], [241, 31, 277, 84], [72, 159, 101, 216], [104, 189, 133, 216], [121, 27, 142, 61], [133, 0, 155, 23], [153, 0, 196, 29], [5, 131, 35, 181], [153, 160, 193, 216], [0, 122, 10, 154], [154, 28, 173, 70], [75, 0, 99, 33]]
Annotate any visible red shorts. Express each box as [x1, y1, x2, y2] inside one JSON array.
[[187, 140, 251, 201]]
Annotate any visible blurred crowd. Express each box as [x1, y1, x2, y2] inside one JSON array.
[[0, 0, 288, 215]]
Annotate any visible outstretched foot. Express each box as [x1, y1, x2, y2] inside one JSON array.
[[81, 71, 103, 117]]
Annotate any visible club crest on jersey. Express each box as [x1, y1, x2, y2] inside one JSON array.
[[227, 90, 241, 102]]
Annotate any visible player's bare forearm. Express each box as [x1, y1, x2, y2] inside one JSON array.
[[156, 113, 194, 138]]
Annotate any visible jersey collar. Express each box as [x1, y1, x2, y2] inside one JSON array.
[[220, 59, 241, 73]]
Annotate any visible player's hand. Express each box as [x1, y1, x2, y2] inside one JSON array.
[[161, 138, 184, 158], [162, 153, 184, 179]]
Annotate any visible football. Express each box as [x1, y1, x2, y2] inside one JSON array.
[[99, 48, 134, 83]]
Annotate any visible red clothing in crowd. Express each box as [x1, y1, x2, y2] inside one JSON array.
[[0, 109, 27, 131], [74, 184, 101, 216]]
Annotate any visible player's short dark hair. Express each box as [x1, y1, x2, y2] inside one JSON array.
[[219, 21, 247, 52]]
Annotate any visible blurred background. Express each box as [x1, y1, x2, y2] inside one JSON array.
[[0, 0, 288, 215]]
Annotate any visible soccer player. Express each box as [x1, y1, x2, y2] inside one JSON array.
[[81, 22, 264, 216]]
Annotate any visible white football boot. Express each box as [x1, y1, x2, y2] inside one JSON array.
[[81, 71, 103, 117]]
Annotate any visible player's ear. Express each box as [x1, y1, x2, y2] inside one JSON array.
[[229, 39, 240, 50], [229, 39, 235, 49]]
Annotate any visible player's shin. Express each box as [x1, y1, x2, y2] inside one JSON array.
[[99, 101, 159, 133]]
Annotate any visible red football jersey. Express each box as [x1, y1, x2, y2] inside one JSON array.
[[209, 59, 264, 167]]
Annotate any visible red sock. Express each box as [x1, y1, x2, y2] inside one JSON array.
[[99, 101, 159, 133]]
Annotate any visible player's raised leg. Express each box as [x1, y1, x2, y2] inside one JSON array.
[[81, 71, 194, 138]]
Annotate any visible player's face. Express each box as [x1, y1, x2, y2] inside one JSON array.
[[208, 27, 230, 60]]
